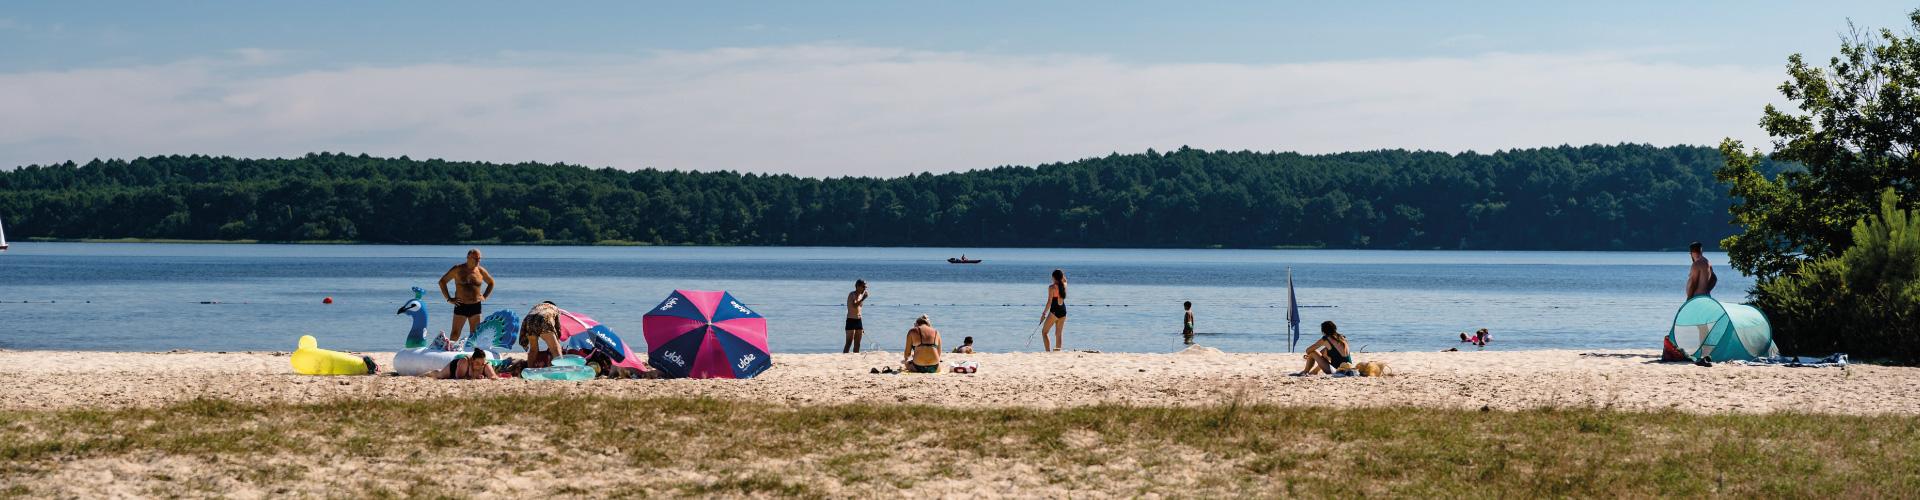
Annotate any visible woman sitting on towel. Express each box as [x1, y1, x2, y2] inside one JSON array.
[[901, 315, 943, 373], [1293, 321, 1353, 376]]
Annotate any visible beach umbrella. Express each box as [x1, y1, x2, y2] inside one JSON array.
[[1286, 268, 1301, 352], [642, 290, 771, 379], [550, 306, 647, 371]]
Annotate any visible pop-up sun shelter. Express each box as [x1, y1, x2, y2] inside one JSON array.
[[1666, 296, 1777, 362]]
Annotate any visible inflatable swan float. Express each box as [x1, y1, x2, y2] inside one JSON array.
[[393, 286, 519, 375]]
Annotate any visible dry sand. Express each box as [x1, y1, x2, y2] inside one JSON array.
[[2, 347, 1912, 414]]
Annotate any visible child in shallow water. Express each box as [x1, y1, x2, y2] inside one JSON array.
[[952, 336, 975, 354]]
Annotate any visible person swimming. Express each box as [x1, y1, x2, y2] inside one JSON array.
[[903, 315, 942, 373], [437, 248, 495, 342]]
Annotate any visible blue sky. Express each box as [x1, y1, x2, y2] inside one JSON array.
[[2, 1, 1915, 175]]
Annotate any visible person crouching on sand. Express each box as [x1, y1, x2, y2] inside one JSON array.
[[1292, 321, 1352, 376], [903, 315, 943, 373], [520, 301, 565, 368]]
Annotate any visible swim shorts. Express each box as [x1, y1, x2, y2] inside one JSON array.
[[453, 302, 483, 317], [844, 318, 864, 331]]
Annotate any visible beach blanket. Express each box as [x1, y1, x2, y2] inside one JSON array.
[[1728, 353, 1849, 368]]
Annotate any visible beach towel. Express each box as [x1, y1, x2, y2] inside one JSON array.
[[1728, 354, 1849, 368]]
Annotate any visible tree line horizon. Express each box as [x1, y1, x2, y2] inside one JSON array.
[[0, 144, 1783, 251]]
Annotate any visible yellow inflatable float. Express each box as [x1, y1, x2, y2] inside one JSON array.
[[291, 335, 378, 375]]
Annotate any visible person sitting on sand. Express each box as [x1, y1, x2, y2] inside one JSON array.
[[902, 314, 942, 373], [423, 348, 498, 380], [952, 336, 975, 354], [1293, 321, 1352, 376]]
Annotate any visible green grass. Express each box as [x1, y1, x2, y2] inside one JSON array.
[[2, 396, 1917, 497]]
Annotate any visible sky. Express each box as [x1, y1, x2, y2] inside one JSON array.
[[1, 1, 1914, 176]]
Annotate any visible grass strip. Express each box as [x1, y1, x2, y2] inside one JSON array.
[[2, 396, 1916, 497]]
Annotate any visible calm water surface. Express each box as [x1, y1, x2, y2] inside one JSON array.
[[0, 243, 1753, 354]]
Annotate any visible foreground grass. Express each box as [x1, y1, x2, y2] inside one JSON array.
[[2, 396, 1917, 497]]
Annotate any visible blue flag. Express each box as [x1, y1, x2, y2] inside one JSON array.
[[1286, 268, 1301, 352]]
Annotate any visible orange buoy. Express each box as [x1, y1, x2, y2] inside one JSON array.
[[323, 297, 334, 304]]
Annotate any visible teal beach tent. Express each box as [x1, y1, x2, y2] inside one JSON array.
[[1666, 296, 1777, 362]]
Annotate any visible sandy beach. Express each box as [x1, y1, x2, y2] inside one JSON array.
[[3, 347, 1912, 415]]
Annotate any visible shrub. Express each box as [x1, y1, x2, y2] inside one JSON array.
[[499, 226, 545, 243], [1756, 189, 1920, 362]]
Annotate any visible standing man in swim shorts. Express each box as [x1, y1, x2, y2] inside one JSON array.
[[1685, 241, 1717, 298], [844, 279, 868, 353], [438, 248, 495, 343]]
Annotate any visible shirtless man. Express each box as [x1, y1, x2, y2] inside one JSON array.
[[1685, 241, 1718, 298], [438, 248, 496, 342], [844, 280, 868, 353]]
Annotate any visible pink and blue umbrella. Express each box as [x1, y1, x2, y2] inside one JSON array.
[[642, 290, 770, 379], [551, 306, 648, 372]]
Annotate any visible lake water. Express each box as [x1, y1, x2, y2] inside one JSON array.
[[0, 243, 1752, 354]]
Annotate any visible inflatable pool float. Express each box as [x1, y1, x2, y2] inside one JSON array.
[[291, 335, 377, 375], [520, 354, 592, 381], [392, 287, 520, 375]]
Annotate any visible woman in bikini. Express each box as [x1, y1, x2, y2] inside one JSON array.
[[1294, 320, 1352, 376], [438, 248, 496, 342], [902, 314, 943, 373], [423, 348, 499, 380], [1040, 269, 1068, 352]]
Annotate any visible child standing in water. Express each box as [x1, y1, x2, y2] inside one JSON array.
[[1182, 301, 1195, 345]]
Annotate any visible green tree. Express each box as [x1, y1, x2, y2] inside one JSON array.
[[1757, 190, 1920, 362], [1717, 9, 1920, 280]]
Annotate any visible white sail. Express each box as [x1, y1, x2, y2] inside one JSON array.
[[0, 215, 8, 251]]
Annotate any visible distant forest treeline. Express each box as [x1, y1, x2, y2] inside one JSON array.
[[0, 145, 1773, 250]]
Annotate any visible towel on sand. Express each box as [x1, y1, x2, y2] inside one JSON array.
[[1729, 354, 1849, 368]]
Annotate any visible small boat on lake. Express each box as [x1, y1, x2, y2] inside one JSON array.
[[947, 256, 981, 264], [0, 215, 9, 251]]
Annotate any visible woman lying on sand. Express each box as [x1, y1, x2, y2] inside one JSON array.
[[1293, 321, 1352, 376], [903, 315, 943, 373], [423, 348, 498, 380]]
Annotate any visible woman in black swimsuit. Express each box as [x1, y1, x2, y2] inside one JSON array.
[[1040, 269, 1068, 352]]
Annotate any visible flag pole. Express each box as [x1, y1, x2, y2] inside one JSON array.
[[1286, 267, 1301, 352]]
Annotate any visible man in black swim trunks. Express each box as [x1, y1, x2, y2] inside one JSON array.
[[844, 279, 868, 353], [438, 248, 495, 342]]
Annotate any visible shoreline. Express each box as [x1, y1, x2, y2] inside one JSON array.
[[5, 348, 1912, 415]]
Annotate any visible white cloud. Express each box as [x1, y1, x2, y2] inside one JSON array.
[[0, 45, 1782, 176]]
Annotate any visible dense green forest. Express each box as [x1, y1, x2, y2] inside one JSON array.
[[0, 145, 1771, 250]]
